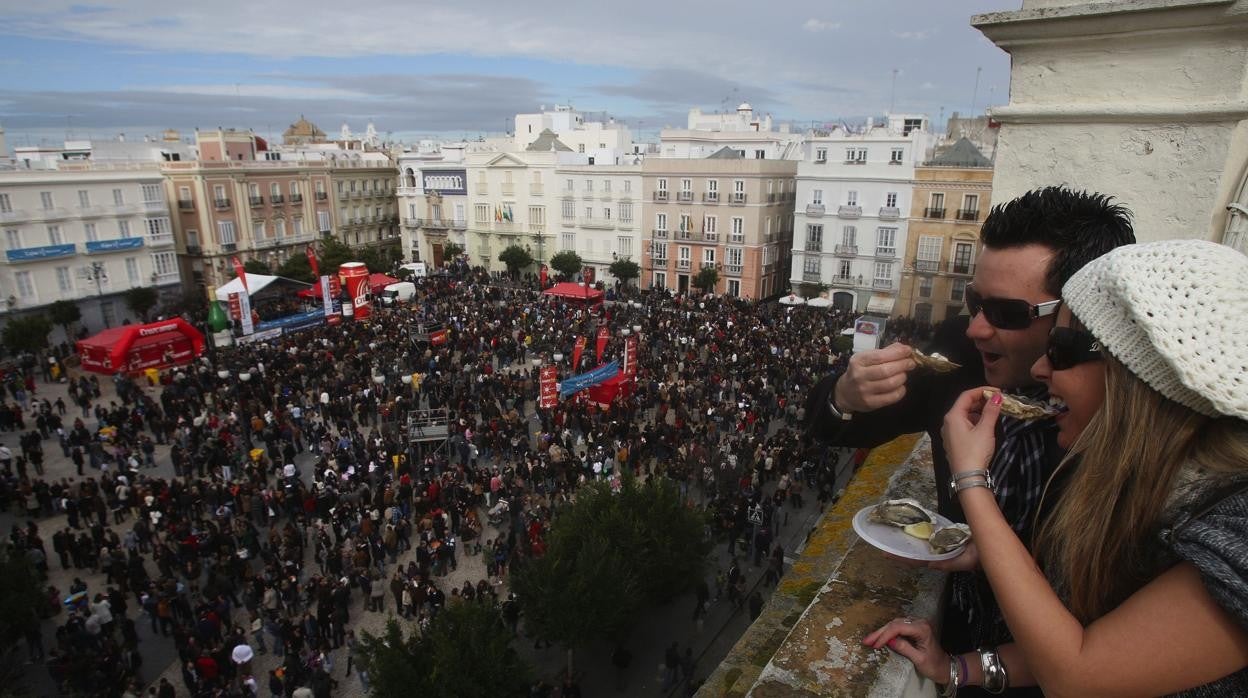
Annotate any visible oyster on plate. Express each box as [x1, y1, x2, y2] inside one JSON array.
[[867, 498, 932, 528], [928, 524, 972, 554], [911, 348, 962, 373]]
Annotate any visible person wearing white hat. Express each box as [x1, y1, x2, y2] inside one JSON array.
[[870, 240, 1248, 696]]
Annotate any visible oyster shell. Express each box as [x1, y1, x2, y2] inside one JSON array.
[[911, 348, 961, 373], [983, 390, 1058, 421], [867, 498, 932, 528], [928, 524, 972, 554]]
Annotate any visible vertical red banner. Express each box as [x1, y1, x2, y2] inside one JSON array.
[[231, 256, 249, 292], [538, 365, 558, 409], [572, 336, 587, 370], [595, 325, 610, 362], [623, 335, 638, 378]]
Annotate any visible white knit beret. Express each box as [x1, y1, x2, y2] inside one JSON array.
[[1062, 239, 1248, 420]]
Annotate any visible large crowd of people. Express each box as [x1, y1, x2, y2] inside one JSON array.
[[0, 269, 914, 697]]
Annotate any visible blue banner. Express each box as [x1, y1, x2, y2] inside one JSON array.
[[559, 361, 620, 398], [86, 238, 145, 254], [5, 244, 76, 262], [255, 310, 326, 334]]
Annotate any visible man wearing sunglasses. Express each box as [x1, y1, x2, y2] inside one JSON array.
[[805, 186, 1134, 697]]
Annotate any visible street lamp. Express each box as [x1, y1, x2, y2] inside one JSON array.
[[82, 261, 110, 326]]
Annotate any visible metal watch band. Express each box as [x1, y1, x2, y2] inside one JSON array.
[[978, 647, 1008, 694]]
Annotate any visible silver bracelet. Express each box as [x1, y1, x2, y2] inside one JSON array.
[[979, 647, 1008, 694], [939, 653, 960, 697], [952, 469, 989, 482], [948, 471, 995, 498]]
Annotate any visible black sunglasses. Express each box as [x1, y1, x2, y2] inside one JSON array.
[[1047, 326, 1103, 371], [966, 284, 1062, 330]]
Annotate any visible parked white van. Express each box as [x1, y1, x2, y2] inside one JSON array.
[[381, 281, 417, 305]]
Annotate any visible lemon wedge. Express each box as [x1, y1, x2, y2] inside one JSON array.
[[903, 521, 934, 540]]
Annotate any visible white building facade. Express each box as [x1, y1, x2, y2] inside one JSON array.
[[0, 163, 181, 340], [514, 105, 635, 163], [398, 146, 470, 266], [660, 105, 804, 160], [553, 163, 643, 283], [790, 114, 937, 313]]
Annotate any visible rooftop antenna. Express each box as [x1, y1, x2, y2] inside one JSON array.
[[889, 69, 899, 113], [970, 67, 983, 114]]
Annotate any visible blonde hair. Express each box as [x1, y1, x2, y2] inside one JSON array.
[[1033, 356, 1248, 623]]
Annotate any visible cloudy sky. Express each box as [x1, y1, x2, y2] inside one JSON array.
[[0, 1, 1012, 148]]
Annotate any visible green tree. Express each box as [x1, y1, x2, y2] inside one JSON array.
[[47, 300, 81, 341], [276, 253, 316, 283], [497, 245, 534, 279], [798, 282, 828, 300], [442, 242, 464, 263], [242, 259, 271, 276], [694, 266, 720, 293], [1, 315, 52, 355], [511, 475, 710, 674], [0, 546, 43, 696], [124, 287, 160, 322], [359, 605, 532, 698], [609, 259, 641, 286], [317, 237, 356, 273], [548, 250, 583, 279]]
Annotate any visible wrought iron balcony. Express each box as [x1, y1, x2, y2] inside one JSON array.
[[924, 207, 946, 219], [957, 209, 979, 222]]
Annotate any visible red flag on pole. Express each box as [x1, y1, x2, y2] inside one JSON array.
[[595, 325, 610, 362], [305, 244, 320, 277], [231, 256, 249, 293], [572, 336, 587, 370]]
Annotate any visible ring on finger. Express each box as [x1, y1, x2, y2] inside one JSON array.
[[902, 617, 914, 624]]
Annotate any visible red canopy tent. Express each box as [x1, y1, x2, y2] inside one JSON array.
[[77, 318, 206, 375], [542, 282, 604, 305]]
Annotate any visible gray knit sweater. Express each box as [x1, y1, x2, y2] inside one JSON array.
[[1162, 484, 1248, 696]]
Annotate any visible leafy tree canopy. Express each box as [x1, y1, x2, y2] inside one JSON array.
[[609, 259, 640, 284], [694, 267, 719, 292], [2, 315, 53, 355], [498, 245, 534, 278], [548, 250, 583, 278]]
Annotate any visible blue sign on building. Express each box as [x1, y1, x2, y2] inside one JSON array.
[[5, 244, 77, 262], [85, 238, 145, 254]]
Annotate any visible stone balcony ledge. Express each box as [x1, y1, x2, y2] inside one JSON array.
[[699, 433, 944, 697]]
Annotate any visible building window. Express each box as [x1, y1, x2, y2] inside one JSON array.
[[152, 252, 177, 277], [217, 221, 237, 245], [125, 257, 140, 283], [918, 276, 932, 298], [803, 255, 821, 274], [846, 148, 867, 163], [529, 206, 545, 226], [56, 266, 72, 293], [40, 192, 54, 210], [678, 246, 691, 266], [702, 248, 716, 266], [0, 194, 9, 213], [951, 279, 967, 302], [842, 226, 857, 247], [886, 192, 898, 208], [815, 148, 827, 163], [603, 208, 612, 221], [275, 219, 286, 237], [78, 190, 90, 207], [617, 236, 632, 258], [112, 189, 124, 205], [623, 180, 632, 193], [15, 270, 35, 299], [703, 216, 717, 235], [874, 262, 893, 282], [680, 179, 691, 194], [928, 192, 946, 217], [807, 224, 823, 248], [727, 279, 740, 297], [890, 147, 904, 163], [812, 189, 823, 205], [657, 178, 668, 193], [876, 227, 896, 255], [47, 225, 63, 245], [651, 241, 667, 260], [583, 207, 593, 220], [119, 220, 131, 238], [838, 260, 851, 278], [726, 247, 743, 268], [730, 218, 744, 243], [317, 211, 331, 233], [83, 222, 97, 242], [619, 202, 633, 222], [142, 184, 162, 202], [754, 150, 765, 159], [145, 218, 171, 239], [953, 242, 975, 274], [961, 194, 980, 218], [847, 190, 858, 206], [561, 201, 574, 220], [653, 271, 666, 289], [292, 218, 303, 235], [584, 179, 593, 192], [917, 235, 942, 270], [476, 204, 491, 223], [733, 180, 745, 195], [3, 229, 20, 249]]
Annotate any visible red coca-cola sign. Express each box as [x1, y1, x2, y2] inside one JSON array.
[[339, 262, 370, 321]]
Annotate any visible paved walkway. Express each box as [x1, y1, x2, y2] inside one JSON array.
[[1, 367, 849, 697]]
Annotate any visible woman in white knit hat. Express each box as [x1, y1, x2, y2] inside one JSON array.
[[867, 239, 1248, 696]]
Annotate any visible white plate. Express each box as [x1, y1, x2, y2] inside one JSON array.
[[852, 505, 969, 561]]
